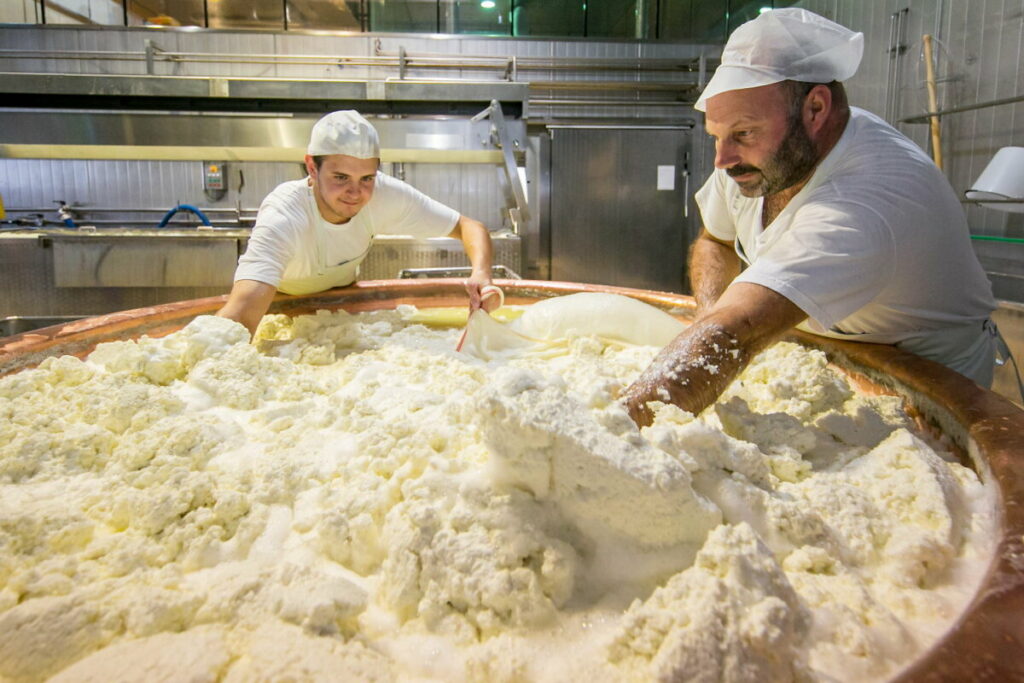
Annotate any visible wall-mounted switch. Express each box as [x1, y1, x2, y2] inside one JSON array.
[[203, 161, 227, 201]]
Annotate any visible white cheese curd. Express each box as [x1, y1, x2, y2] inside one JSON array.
[[0, 300, 995, 682]]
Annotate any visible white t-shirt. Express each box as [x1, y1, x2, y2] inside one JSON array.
[[235, 173, 460, 293], [695, 107, 996, 350]]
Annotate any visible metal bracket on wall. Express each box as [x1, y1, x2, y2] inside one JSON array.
[[886, 9, 910, 56], [144, 40, 158, 75], [143, 40, 179, 76], [885, 8, 910, 123], [471, 99, 529, 231]]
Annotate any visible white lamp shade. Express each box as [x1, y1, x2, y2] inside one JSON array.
[[965, 146, 1024, 213]]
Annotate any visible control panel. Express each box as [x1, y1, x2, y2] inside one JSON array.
[[203, 161, 227, 201]]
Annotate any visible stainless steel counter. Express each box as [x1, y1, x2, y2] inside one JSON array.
[[0, 229, 522, 318]]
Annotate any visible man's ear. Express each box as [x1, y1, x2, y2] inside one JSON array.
[[804, 84, 833, 134], [303, 154, 317, 178]]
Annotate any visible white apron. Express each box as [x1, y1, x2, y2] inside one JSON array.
[[277, 190, 374, 296], [799, 317, 998, 388]]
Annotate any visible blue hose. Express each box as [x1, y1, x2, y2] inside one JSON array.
[[157, 204, 212, 228]]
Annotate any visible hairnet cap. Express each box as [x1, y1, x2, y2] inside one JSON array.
[[695, 8, 864, 112], [307, 110, 380, 158]]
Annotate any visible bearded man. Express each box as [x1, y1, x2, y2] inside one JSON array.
[[623, 8, 999, 426]]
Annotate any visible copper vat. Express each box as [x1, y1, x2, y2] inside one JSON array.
[[1, 279, 1022, 681]]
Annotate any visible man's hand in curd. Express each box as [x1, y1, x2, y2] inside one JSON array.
[[623, 282, 805, 425]]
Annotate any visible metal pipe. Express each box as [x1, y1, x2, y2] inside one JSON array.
[[0, 109, 291, 118], [896, 9, 909, 106], [0, 218, 253, 227], [970, 235, 1024, 244], [0, 48, 703, 73], [901, 93, 1024, 123], [886, 11, 896, 121], [530, 98, 689, 107], [545, 124, 694, 130], [528, 81, 696, 92], [886, 9, 909, 123], [7, 207, 259, 213]]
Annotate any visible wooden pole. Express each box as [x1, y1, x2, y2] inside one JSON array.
[[923, 34, 944, 170]]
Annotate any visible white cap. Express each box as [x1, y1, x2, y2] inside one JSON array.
[[307, 110, 380, 158], [695, 8, 864, 112]]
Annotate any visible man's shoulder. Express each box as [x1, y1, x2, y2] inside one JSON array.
[[264, 178, 309, 203], [848, 106, 886, 127], [812, 108, 941, 200], [843, 108, 930, 163], [371, 171, 418, 200], [366, 172, 439, 220], [256, 179, 313, 229]]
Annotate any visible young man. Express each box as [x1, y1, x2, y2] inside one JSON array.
[[218, 110, 495, 335], [623, 8, 998, 426]]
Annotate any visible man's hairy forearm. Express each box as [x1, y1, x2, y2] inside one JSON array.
[[622, 282, 808, 427], [453, 217, 493, 276], [689, 234, 740, 314], [622, 319, 750, 425]]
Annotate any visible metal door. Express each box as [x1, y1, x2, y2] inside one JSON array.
[[549, 126, 692, 293]]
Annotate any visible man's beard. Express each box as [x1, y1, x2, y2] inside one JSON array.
[[727, 116, 819, 197]]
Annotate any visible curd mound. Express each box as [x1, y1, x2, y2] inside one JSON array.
[[0, 299, 994, 682]]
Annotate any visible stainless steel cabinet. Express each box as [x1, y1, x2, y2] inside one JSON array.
[[548, 126, 694, 293]]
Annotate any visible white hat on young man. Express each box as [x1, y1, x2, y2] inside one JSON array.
[[307, 110, 380, 158]]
